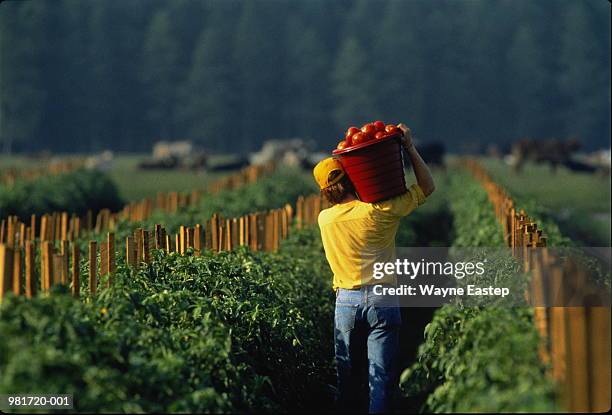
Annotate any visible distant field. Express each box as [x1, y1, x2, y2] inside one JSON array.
[[480, 157, 611, 246], [1, 154, 233, 202], [107, 155, 231, 201]]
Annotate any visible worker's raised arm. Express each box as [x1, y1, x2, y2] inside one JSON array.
[[398, 123, 436, 196]]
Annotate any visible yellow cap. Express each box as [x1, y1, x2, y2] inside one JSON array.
[[313, 157, 346, 189]]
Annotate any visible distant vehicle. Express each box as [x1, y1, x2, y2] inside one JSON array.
[[574, 149, 611, 176], [85, 151, 114, 172], [138, 140, 208, 170], [206, 154, 249, 171], [249, 138, 315, 168]]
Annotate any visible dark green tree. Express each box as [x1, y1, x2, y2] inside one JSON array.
[[178, 17, 237, 150], [0, 1, 47, 153], [283, 16, 331, 142], [142, 10, 180, 140], [332, 37, 378, 131], [374, 0, 425, 131], [507, 23, 548, 138], [559, 1, 610, 146]]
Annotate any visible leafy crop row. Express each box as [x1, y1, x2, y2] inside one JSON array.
[[0, 227, 334, 412], [103, 167, 317, 246], [0, 169, 123, 220], [399, 171, 556, 412]]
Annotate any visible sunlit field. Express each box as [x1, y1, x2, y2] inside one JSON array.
[[481, 157, 611, 245]]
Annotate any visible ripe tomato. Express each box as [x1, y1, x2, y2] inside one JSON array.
[[337, 140, 347, 150], [351, 132, 370, 145], [373, 121, 385, 132], [361, 123, 377, 136], [375, 131, 386, 139], [385, 124, 399, 134], [345, 127, 360, 141]]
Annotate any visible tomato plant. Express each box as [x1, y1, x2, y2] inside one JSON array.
[[0, 169, 123, 221], [399, 172, 555, 413], [0, 228, 335, 413]]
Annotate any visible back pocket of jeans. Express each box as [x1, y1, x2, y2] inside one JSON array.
[[372, 306, 401, 328], [335, 305, 358, 333]]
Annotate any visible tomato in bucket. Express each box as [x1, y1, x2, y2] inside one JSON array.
[[332, 131, 406, 203]]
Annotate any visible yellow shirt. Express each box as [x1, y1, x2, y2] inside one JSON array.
[[318, 184, 427, 290]]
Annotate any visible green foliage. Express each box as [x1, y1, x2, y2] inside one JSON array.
[[0, 228, 334, 413], [401, 307, 555, 413], [481, 157, 609, 246], [140, 167, 316, 234], [0, 169, 123, 220], [447, 172, 504, 248], [399, 171, 556, 412]]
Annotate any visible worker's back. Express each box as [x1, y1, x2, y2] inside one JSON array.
[[318, 184, 426, 290]]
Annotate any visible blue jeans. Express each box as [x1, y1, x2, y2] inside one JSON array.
[[335, 286, 401, 413]]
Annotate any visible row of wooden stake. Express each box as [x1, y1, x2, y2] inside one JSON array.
[[464, 158, 610, 413], [0, 162, 278, 249], [0, 192, 327, 302]]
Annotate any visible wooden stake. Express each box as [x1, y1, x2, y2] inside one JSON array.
[[231, 218, 238, 249], [179, 225, 186, 254], [100, 242, 108, 277], [18, 222, 26, 248], [12, 248, 22, 296], [53, 254, 67, 285], [211, 214, 219, 252], [142, 229, 150, 263], [155, 224, 163, 249], [194, 224, 202, 256], [25, 241, 35, 298], [40, 215, 48, 241], [30, 215, 36, 241], [61, 212, 69, 240], [126, 236, 137, 267], [0, 245, 14, 303], [165, 234, 172, 254], [588, 307, 612, 412], [41, 241, 53, 292]]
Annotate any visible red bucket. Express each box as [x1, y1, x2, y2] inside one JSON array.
[[332, 132, 406, 203]]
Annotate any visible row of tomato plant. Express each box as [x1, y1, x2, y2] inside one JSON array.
[[1, 168, 334, 412], [0, 169, 124, 220], [0, 227, 334, 412], [399, 170, 556, 412]]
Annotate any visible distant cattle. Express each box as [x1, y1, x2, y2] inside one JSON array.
[[511, 138, 581, 173]]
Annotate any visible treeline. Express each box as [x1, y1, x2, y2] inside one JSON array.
[[0, 0, 609, 154]]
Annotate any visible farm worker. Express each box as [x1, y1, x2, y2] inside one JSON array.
[[313, 124, 435, 413]]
